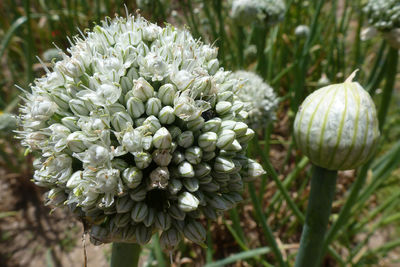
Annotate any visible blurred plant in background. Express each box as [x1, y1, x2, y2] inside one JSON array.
[[0, 0, 399, 266]]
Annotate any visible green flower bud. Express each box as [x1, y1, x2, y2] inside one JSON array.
[[231, 101, 245, 113], [142, 135, 153, 151], [145, 97, 162, 116], [130, 185, 147, 202], [143, 115, 161, 134], [172, 150, 185, 165], [178, 192, 199, 212], [69, 99, 90, 116], [114, 213, 131, 227], [155, 212, 172, 230], [121, 76, 133, 93], [198, 174, 213, 184], [126, 97, 145, 118], [177, 161, 195, 178], [228, 181, 244, 192], [131, 202, 149, 222], [202, 151, 216, 162], [143, 208, 156, 227], [183, 178, 199, 192], [200, 180, 220, 192], [214, 156, 235, 173], [133, 77, 154, 101], [111, 111, 133, 132], [233, 122, 248, 137], [177, 131, 194, 148], [108, 103, 126, 113], [153, 127, 172, 149], [152, 149, 172, 166], [168, 205, 186, 220], [194, 163, 212, 178], [158, 83, 176, 105], [116, 195, 134, 213], [294, 72, 380, 170], [185, 146, 203, 165], [202, 117, 222, 132], [135, 224, 152, 245], [112, 159, 129, 171], [217, 129, 236, 149], [122, 167, 143, 189], [224, 139, 242, 152], [216, 101, 232, 115], [221, 120, 237, 130], [187, 116, 205, 132], [61, 116, 80, 131], [183, 220, 206, 244], [218, 91, 234, 102], [135, 117, 146, 127], [207, 195, 229, 211], [237, 128, 255, 143], [158, 106, 176, 124], [168, 178, 183, 195], [202, 206, 217, 220], [160, 228, 181, 250], [134, 152, 152, 169], [198, 132, 218, 152], [168, 126, 182, 139]]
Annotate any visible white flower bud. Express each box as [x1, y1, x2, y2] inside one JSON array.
[[132, 77, 154, 101], [187, 116, 205, 132], [126, 97, 145, 118], [198, 132, 218, 152], [172, 150, 185, 165], [134, 152, 152, 169], [202, 151, 216, 162], [120, 76, 133, 93], [61, 116, 80, 131], [122, 167, 143, 189], [216, 101, 232, 115], [177, 161, 195, 178], [145, 97, 162, 116], [168, 126, 182, 139], [294, 72, 380, 170], [177, 131, 194, 148], [183, 178, 199, 192], [69, 99, 90, 116], [168, 178, 183, 195], [111, 111, 133, 132], [214, 156, 236, 173], [158, 84, 176, 106], [237, 128, 255, 143], [158, 106, 176, 124], [153, 127, 172, 149], [217, 129, 236, 149], [142, 115, 161, 134], [202, 117, 221, 132], [178, 192, 199, 212], [185, 146, 203, 165]]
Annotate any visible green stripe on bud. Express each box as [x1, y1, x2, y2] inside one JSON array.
[[185, 146, 203, 165], [153, 127, 172, 149], [158, 106, 176, 124], [178, 192, 199, 212], [126, 97, 145, 118]]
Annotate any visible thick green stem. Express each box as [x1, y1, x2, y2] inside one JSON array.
[[111, 243, 142, 267], [294, 165, 337, 267]]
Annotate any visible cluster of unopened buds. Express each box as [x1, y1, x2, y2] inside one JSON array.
[[18, 14, 267, 249], [230, 0, 286, 26]]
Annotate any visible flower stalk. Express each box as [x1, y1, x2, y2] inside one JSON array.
[[294, 165, 337, 267]]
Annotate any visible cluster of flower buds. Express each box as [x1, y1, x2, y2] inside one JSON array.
[[364, 0, 400, 31], [230, 0, 286, 27], [17, 14, 266, 249], [232, 71, 278, 130]]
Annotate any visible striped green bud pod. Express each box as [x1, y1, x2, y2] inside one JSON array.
[[142, 135, 153, 151], [202, 151, 216, 162], [168, 126, 182, 139], [61, 116, 80, 131], [168, 178, 183, 195], [172, 150, 185, 165], [160, 227, 181, 250], [143, 115, 161, 134], [130, 185, 147, 201], [135, 117, 146, 127], [198, 174, 213, 184], [131, 202, 148, 222], [193, 191, 206, 206], [122, 167, 143, 189], [198, 132, 218, 152], [187, 116, 205, 132], [294, 72, 380, 170], [69, 99, 90, 116], [194, 163, 212, 178], [168, 205, 186, 220], [214, 156, 235, 173], [134, 152, 152, 169], [224, 139, 242, 152], [200, 180, 220, 192], [111, 111, 133, 132], [221, 120, 237, 130], [158, 83, 176, 105], [212, 171, 230, 183], [108, 103, 126, 113], [135, 224, 152, 245], [216, 101, 232, 115], [233, 122, 248, 137], [177, 131, 194, 148], [188, 209, 201, 219], [155, 212, 172, 230], [90, 225, 111, 244], [158, 106, 176, 124], [202, 117, 222, 132], [218, 91, 234, 102], [153, 127, 172, 149], [122, 225, 136, 241], [143, 208, 156, 227], [145, 97, 162, 116], [237, 110, 249, 121], [217, 129, 236, 149], [116, 195, 134, 213], [207, 195, 229, 211], [183, 220, 206, 244], [228, 181, 244, 192], [149, 166, 169, 189], [114, 213, 130, 227], [202, 206, 217, 220], [183, 178, 199, 192], [126, 97, 145, 118], [185, 146, 203, 165], [237, 128, 255, 143], [133, 77, 154, 101], [152, 150, 172, 166], [178, 192, 199, 212], [231, 101, 245, 113], [241, 159, 266, 180], [120, 76, 133, 93], [221, 194, 236, 209], [226, 191, 244, 203], [46, 188, 67, 206], [177, 161, 195, 178], [230, 172, 242, 183]]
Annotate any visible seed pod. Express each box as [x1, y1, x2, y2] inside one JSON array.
[[148, 166, 169, 189], [127, 97, 145, 118], [153, 127, 172, 149], [178, 192, 199, 212], [294, 72, 380, 170]]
